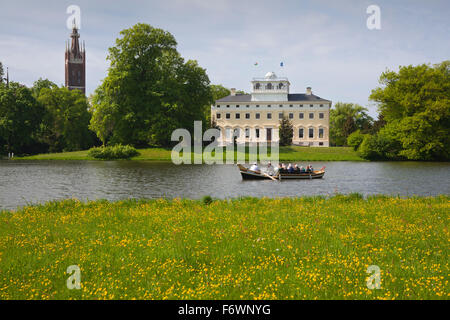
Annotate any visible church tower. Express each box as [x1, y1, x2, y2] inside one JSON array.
[[65, 22, 86, 94]]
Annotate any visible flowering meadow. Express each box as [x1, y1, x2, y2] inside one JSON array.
[[0, 195, 448, 300]]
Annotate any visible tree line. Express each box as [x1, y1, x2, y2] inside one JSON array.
[[1, 24, 448, 161]]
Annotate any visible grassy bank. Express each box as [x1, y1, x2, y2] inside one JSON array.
[[0, 195, 448, 300], [15, 146, 363, 161]]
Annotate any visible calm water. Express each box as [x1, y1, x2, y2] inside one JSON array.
[[0, 160, 449, 210]]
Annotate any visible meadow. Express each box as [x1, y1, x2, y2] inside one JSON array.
[[0, 195, 448, 300], [15, 146, 363, 161]]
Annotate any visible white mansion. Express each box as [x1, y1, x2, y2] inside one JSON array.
[[211, 72, 331, 146]]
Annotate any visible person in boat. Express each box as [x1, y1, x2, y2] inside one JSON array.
[[300, 166, 305, 173], [309, 164, 314, 172], [249, 162, 260, 173], [287, 163, 294, 173], [266, 161, 274, 175], [294, 164, 300, 173], [274, 163, 282, 175]]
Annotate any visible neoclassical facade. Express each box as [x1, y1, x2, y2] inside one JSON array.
[[212, 72, 331, 146]]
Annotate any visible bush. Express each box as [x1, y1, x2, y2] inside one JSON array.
[[347, 130, 366, 151], [358, 135, 383, 160], [202, 195, 213, 205], [88, 144, 140, 160]]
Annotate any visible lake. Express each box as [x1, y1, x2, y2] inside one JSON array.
[[0, 160, 449, 210]]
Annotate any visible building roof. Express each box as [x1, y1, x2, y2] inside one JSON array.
[[215, 93, 331, 103]]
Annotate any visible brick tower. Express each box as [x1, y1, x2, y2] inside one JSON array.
[[65, 22, 86, 94]]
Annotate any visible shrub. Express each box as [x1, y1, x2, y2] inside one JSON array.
[[202, 195, 213, 205], [358, 135, 383, 160], [88, 144, 140, 160], [347, 130, 366, 151]]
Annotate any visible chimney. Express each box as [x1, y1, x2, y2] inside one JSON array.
[[230, 88, 236, 96], [306, 87, 312, 95]]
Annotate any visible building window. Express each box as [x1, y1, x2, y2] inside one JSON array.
[[299, 113, 304, 119], [300, 104, 303, 107], [245, 113, 250, 119], [299, 128, 304, 138], [310, 104, 313, 107], [256, 113, 260, 119], [216, 113, 221, 119], [233, 128, 240, 139], [227, 105, 230, 108], [267, 113, 272, 119], [266, 83, 273, 90], [319, 128, 324, 138], [226, 128, 232, 139], [320, 104, 324, 107], [226, 113, 231, 119], [289, 113, 294, 119], [268, 104, 271, 108], [217, 105, 220, 108], [279, 104, 283, 108], [236, 113, 240, 119], [319, 142, 324, 146], [279, 112, 283, 119], [246, 105, 250, 108], [245, 128, 250, 138], [278, 83, 283, 89], [236, 105, 240, 108], [309, 128, 314, 138], [319, 113, 324, 119], [290, 104, 293, 108], [309, 113, 314, 119], [254, 83, 261, 90], [256, 105, 260, 108], [256, 128, 260, 138]]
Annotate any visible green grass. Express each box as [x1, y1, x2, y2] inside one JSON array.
[[0, 195, 448, 300], [15, 146, 363, 161]]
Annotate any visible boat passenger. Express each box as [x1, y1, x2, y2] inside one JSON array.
[[294, 164, 300, 173], [288, 163, 294, 173], [249, 162, 260, 173], [300, 166, 305, 173], [274, 163, 282, 175], [309, 164, 314, 172], [266, 162, 274, 175]]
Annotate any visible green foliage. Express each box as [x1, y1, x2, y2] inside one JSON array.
[[0, 82, 44, 154], [90, 23, 212, 147], [36, 86, 94, 152], [278, 113, 293, 146], [0, 62, 3, 80], [88, 144, 140, 160], [347, 130, 366, 151], [31, 78, 57, 98], [370, 61, 450, 160], [201, 195, 213, 205], [329, 103, 373, 146]]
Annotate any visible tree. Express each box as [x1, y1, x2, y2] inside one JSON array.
[[37, 86, 94, 152], [90, 23, 212, 147], [0, 62, 3, 82], [278, 113, 293, 146], [32, 78, 57, 98], [370, 61, 450, 160], [329, 102, 373, 146], [347, 130, 366, 151], [0, 82, 44, 154]]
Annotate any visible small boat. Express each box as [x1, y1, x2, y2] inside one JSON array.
[[237, 164, 325, 180]]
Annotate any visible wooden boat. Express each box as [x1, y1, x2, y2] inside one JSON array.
[[237, 164, 325, 180]]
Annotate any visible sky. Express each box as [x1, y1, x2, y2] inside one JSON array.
[[0, 0, 449, 117]]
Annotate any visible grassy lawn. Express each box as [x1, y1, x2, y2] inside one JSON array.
[[0, 195, 447, 300], [15, 146, 363, 161]]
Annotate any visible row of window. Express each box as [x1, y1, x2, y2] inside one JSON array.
[[217, 104, 327, 108], [223, 127, 325, 139], [217, 112, 325, 120], [253, 83, 285, 90]]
